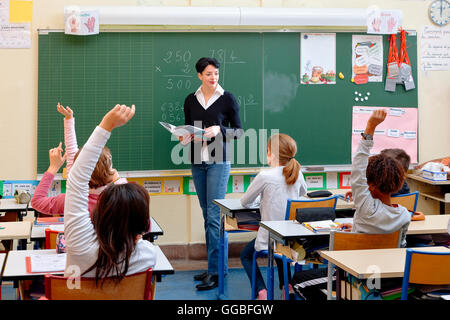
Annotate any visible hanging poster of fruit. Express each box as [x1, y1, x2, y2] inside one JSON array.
[[300, 33, 336, 85], [352, 35, 383, 84]]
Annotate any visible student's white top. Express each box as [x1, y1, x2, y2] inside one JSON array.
[[351, 139, 411, 247], [64, 126, 156, 278], [194, 84, 224, 162], [241, 166, 307, 251]]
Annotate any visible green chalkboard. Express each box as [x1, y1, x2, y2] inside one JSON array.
[[37, 31, 417, 173]]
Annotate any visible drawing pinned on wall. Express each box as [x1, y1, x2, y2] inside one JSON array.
[[300, 33, 336, 85], [367, 7, 402, 34], [352, 35, 383, 84], [0, 0, 9, 24], [64, 6, 99, 36]]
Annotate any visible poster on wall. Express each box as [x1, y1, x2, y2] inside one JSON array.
[[0, 0, 32, 48], [351, 106, 418, 163], [300, 33, 336, 84], [367, 8, 402, 34], [420, 26, 450, 71], [352, 35, 383, 84]]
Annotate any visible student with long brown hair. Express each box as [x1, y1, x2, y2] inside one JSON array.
[[64, 104, 156, 284], [240, 133, 308, 300]]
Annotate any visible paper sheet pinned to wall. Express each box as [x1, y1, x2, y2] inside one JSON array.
[[420, 26, 450, 71], [352, 106, 418, 163], [0, 0, 32, 48]]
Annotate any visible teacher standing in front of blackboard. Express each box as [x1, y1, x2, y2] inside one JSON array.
[[179, 57, 242, 291]]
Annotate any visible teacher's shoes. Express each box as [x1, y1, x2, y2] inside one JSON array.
[[193, 271, 208, 281], [196, 274, 218, 291]]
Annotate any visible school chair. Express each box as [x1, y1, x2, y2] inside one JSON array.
[[251, 196, 338, 300], [45, 228, 61, 250], [390, 191, 419, 212], [326, 229, 402, 300], [287, 196, 338, 269], [401, 249, 450, 300], [44, 268, 154, 300]]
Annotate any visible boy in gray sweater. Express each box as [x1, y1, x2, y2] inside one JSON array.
[[340, 109, 411, 247]]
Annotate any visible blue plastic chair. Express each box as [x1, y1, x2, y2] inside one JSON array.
[[401, 248, 450, 300], [251, 195, 338, 300]]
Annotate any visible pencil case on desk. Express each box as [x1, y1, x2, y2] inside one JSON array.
[[306, 190, 332, 198]]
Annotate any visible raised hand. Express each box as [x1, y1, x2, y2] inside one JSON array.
[[48, 142, 67, 175], [57, 102, 73, 120], [365, 109, 387, 136], [99, 104, 136, 132]]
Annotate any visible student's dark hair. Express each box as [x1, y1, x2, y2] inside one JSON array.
[[83, 183, 150, 286], [366, 154, 405, 195], [268, 133, 300, 185], [195, 57, 220, 74], [380, 148, 411, 173]]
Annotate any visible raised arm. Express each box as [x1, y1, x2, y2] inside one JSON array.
[[57, 103, 78, 172], [31, 142, 67, 214], [64, 104, 135, 254], [351, 109, 387, 210]]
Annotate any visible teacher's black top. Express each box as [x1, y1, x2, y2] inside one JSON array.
[[184, 91, 243, 164]]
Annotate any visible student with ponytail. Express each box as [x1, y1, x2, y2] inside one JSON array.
[[240, 133, 307, 300]]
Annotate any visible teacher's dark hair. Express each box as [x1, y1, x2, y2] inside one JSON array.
[[83, 183, 150, 286], [195, 57, 220, 74]]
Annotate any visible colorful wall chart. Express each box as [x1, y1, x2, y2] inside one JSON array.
[[300, 33, 336, 84], [352, 35, 383, 84], [351, 106, 418, 163]]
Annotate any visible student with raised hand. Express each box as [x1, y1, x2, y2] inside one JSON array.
[[240, 133, 308, 300], [31, 103, 127, 216], [64, 104, 156, 283], [339, 109, 411, 247], [344, 147, 411, 200]]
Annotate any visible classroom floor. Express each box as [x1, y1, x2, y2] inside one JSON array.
[[1, 257, 289, 300]]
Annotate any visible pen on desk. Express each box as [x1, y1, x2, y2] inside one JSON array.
[[303, 223, 317, 233]]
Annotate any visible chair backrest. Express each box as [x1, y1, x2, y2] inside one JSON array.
[[45, 228, 61, 249], [45, 268, 154, 300], [285, 196, 338, 221], [329, 229, 402, 251], [401, 249, 450, 300], [390, 191, 419, 212]]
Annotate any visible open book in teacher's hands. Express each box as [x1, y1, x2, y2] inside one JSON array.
[[159, 121, 205, 138]]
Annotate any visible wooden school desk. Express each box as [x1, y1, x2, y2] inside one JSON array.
[[213, 194, 354, 299], [0, 221, 32, 251], [0, 199, 34, 221], [1, 246, 174, 288], [259, 214, 450, 300], [319, 246, 450, 300], [30, 217, 164, 244], [406, 173, 450, 215]]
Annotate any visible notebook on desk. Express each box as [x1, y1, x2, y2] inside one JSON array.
[[302, 220, 341, 233], [25, 253, 66, 273]]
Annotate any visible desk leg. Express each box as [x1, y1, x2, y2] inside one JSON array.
[[267, 235, 274, 300], [218, 209, 225, 299], [336, 267, 342, 301]]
